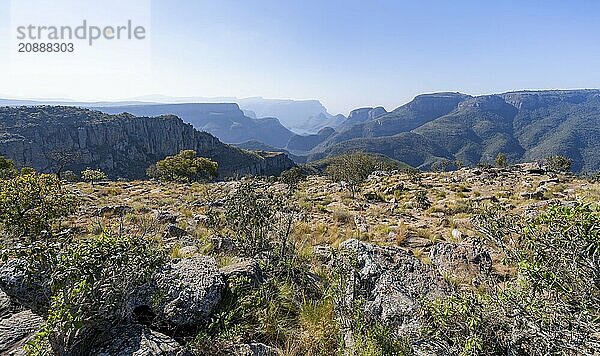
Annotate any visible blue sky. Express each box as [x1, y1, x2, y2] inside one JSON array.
[[2, 0, 600, 114]]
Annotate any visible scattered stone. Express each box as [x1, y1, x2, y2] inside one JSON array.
[[178, 245, 199, 256], [194, 214, 209, 225], [163, 224, 189, 240], [384, 183, 404, 195], [387, 231, 399, 241], [471, 195, 499, 202], [363, 191, 380, 201], [155, 210, 178, 224], [515, 162, 545, 175], [231, 343, 280, 356], [313, 245, 333, 261], [354, 215, 369, 233], [451, 228, 462, 240], [96, 205, 133, 217], [209, 199, 226, 208], [220, 259, 263, 285], [520, 189, 545, 200], [538, 178, 560, 186]]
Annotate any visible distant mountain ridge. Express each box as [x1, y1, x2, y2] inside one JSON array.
[[307, 90, 600, 173], [3, 89, 600, 173], [0, 97, 343, 144], [234, 97, 343, 133], [127, 96, 344, 133], [94, 103, 295, 148]]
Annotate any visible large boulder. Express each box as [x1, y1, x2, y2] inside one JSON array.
[[129, 256, 224, 328], [429, 240, 492, 285], [0, 310, 44, 355], [0, 259, 50, 315], [90, 324, 191, 356], [336, 239, 449, 345]]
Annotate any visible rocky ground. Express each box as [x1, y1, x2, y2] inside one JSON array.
[[1, 164, 599, 355]]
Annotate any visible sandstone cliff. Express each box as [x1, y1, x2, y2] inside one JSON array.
[[0, 106, 294, 179]]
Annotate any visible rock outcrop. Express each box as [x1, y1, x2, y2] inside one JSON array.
[[231, 342, 281, 356], [0, 255, 224, 354], [129, 256, 224, 328], [220, 258, 263, 285], [347, 107, 387, 124], [0, 106, 294, 179], [0, 259, 50, 315], [336, 239, 449, 346], [0, 310, 44, 355], [429, 241, 492, 285]]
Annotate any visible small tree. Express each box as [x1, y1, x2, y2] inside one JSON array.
[[47, 149, 82, 179], [0, 173, 78, 239], [280, 166, 306, 192], [545, 155, 572, 172], [495, 153, 507, 168], [81, 169, 107, 186], [326, 152, 378, 198], [0, 155, 18, 179], [149, 150, 218, 182]]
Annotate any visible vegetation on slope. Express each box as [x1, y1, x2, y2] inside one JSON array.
[[0, 156, 599, 355]]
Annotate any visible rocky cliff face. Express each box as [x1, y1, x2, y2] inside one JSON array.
[[0, 106, 294, 179]]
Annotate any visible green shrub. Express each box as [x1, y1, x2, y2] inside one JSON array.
[[207, 179, 296, 257], [20, 167, 36, 175], [545, 155, 572, 172], [26, 233, 167, 355], [414, 190, 431, 210], [148, 150, 218, 182], [425, 203, 600, 355], [279, 166, 306, 192], [495, 153, 507, 168], [0, 173, 78, 239]]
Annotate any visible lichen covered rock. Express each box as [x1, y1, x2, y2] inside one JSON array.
[[336, 239, 449, 342], [129, 256, 224, 327], [0, 259, 50, 315], [90, 324, 191, 356], [0, 310, 44, 355]]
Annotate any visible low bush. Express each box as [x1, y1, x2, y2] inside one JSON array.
[[424, 203, 600, 355]]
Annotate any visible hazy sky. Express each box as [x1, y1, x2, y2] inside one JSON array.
[[1, 0, 600, 114]]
